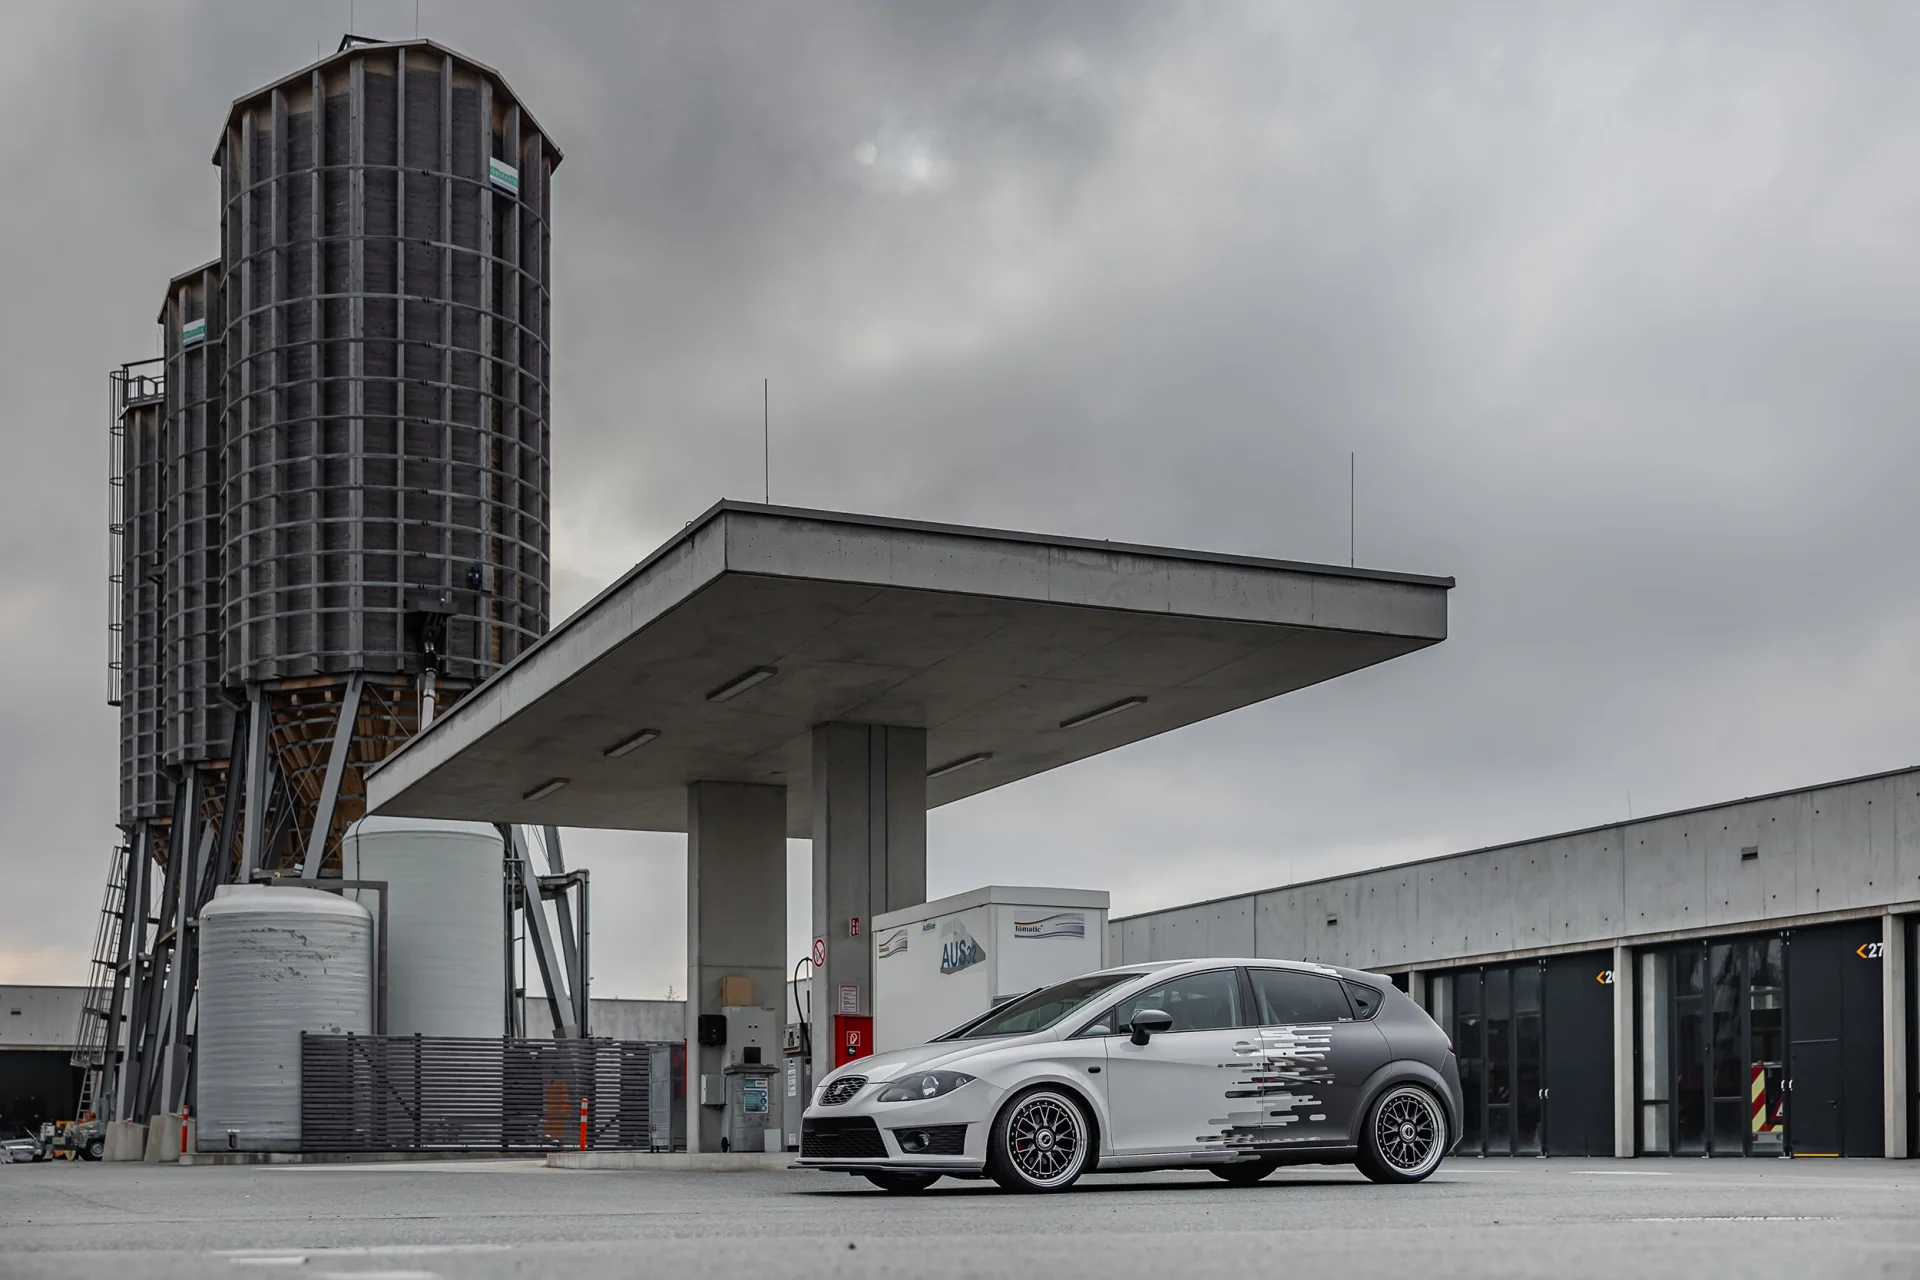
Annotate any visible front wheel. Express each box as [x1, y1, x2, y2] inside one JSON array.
[[82, 1137, 105, 1162], [1356, 1084, 1447, 1184], [986, 1087, 1092, 1193], [863, 1171, 940, 1194]]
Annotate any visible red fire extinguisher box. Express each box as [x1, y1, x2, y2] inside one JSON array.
[[833, 1014, 873, 1066]]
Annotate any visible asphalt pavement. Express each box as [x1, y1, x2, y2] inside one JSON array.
[[4, 1156, 1916, 1279]]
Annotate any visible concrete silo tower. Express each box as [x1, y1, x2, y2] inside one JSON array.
[[214, 37, 560, 875]]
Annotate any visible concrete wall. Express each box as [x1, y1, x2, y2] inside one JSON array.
[[1112, 765, 1920, 970], [0, 985, 84, 1050], [583, 999, 685, 1043]]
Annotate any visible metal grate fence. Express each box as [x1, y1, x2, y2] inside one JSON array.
[[300, 1034, 665, 1152]]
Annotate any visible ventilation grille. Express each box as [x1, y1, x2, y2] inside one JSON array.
[[801, 1117, 886, 1160]]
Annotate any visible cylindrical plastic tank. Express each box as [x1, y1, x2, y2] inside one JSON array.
[[341, 817, 505, 1037], [197, 885, 373, 1151]]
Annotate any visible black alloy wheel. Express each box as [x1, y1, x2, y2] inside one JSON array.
[[1356, 1084, 1447, 1184], [986, 1087, 1092, 1193]]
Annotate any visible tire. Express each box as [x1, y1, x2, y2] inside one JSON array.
[[986, 1087, 1093, 1193], [83, 1137, 105, 1162], [864, 1171, 941, 1194], [1355, 1084, 1447, 1184], [1209, 1158, 1279, 1185]]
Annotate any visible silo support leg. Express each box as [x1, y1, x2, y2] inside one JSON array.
[[301, 673, 364, 877]]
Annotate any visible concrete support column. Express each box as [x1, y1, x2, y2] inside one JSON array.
[[1612, 942, 1635, 1158], [809, 723, 926, 1061], [1884, 912, 1908, 1159], [685, 782, 787, 1155], [1405, 969, 1427, 1010]]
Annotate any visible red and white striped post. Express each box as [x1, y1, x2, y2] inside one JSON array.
[[578, 1097, 589, 1151]]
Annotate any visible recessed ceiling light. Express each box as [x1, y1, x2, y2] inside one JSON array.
[[523, 778, 570, 802], [707, 666, 778, 703], [603, 728, 661, 759], [927, 752, 992, 780], [1058, 696, 1148, 730]]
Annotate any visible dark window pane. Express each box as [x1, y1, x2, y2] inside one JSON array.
[[1460, 1058, 1484, 1152], [1111, 969, 1242, 1033], [1487, 1014, 1512, 1106], [1250, 969, 1353, 1024], [1458, 1011, 1482, 1061], [1514, 963, 1541, 1014], [1712, 1099, 1746, 1155], [1516, 1011, 1542, 1153], [1678, 948, 1706, 995], [1457, 972, 1481, 1018], [1676, 996, 1707, 1154], [1343, 981, 1384, 1019], [1751, 937, 1784, 991], [1487, 968, 1511, 1020], [1487, 1103, 1511, 1155]]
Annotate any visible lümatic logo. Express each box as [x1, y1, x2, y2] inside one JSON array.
[[939, 920, 987, 974], [1013, 912, 1085, 940]]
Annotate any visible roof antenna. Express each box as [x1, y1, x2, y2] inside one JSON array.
[[1349, 452, 1356, 567], [763, 378, 770, 504]]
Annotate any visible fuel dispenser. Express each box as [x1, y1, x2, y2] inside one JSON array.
[[698, 1005, 782, 1154]]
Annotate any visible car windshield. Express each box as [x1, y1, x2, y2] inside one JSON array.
[[957, 972, 1144, 1039]]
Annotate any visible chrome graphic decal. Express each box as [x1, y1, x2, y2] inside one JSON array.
[[1012, 912, 1086, 940], [876, 928, 909, 958], [939, 919, 987, 974], [1199, 1024, 1336, 1146]]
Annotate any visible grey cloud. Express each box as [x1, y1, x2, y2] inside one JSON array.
[[5, 1, 1920, 997]]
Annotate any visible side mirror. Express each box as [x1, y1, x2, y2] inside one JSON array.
[[1129, 1009, 1174, 1045]]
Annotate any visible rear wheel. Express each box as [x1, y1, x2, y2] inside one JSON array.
[[987, 1087, 1091, 1193], [1356, 1084, 1446, 1184], [863, 1171, 940, 1193], [1209, 1158, 1279, 1185], [82, 1137, 105, 1162]]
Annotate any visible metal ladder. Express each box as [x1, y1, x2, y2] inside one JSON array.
[[71, 842, 130, 1119]]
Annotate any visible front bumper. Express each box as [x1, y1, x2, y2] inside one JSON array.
[[792, 1079, 1003, 1173]]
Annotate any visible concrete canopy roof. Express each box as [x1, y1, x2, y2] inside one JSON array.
[[365, 503, 1452, 836]]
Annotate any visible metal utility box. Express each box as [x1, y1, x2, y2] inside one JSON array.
[[647, 1042, 686, 1151], [872, 886, 1109, 1052], [723, 1064, 780, 1154]]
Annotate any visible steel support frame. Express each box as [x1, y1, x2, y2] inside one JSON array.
[[499, 824, 585, 1039], [300, 672, 365, 876]]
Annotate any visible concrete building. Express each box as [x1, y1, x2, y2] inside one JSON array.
[[368, 499, 1454, 1151], [1110, 764, 1920, 1160], [1, 986, 85, 1131]]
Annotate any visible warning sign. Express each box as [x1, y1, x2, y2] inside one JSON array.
[[812, 936, 827, 967]]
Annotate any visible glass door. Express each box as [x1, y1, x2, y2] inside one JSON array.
[[1429, 961, 1545, 1156], [1637, 933, 1785, 1156]]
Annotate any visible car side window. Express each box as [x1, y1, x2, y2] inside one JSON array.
[[1342, 981, 1384, 1019], [1250, 968, 1354, 1024], [1106, 969, 1243, 1033], [1073, 1005, 1120, 1038]]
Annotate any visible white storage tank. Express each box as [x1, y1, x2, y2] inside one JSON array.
[[197, 885, 374, 1151], [341, 817, 505, 1038]]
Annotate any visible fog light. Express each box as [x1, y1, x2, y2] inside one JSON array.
[[899, 1130, 931, 1154]]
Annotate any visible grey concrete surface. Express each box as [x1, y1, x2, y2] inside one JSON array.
[[4, 1158, 1915, 1280], [366, 502, 1451, 834]]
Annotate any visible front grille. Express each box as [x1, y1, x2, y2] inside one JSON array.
[[802, 1117, 887, 1160], [893, 1123, 968, 1156], [820, 1075, 867, 1106]]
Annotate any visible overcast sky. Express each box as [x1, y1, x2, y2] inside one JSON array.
[[6, 1, 1920, 999]]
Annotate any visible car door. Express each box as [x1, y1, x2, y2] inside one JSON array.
[[1244, 967, 1392, 1146], [1097, 968, 1261, 1156]]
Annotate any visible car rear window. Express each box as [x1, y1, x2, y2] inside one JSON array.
[[1342, 981, 1384, 1019], [1249, 968, 1354, 1024]]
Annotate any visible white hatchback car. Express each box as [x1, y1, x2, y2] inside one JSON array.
[[797, 958, 1462, 1193]]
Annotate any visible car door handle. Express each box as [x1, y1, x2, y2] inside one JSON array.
[[1232, 1041, 1260, 1055]]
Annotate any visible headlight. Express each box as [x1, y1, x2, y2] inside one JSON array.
[[875, 1070, 974, 1103]]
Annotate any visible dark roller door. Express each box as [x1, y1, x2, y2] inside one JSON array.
[[1544, 953, 1615, 1155], [1787, 921, 1883, 1158]]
